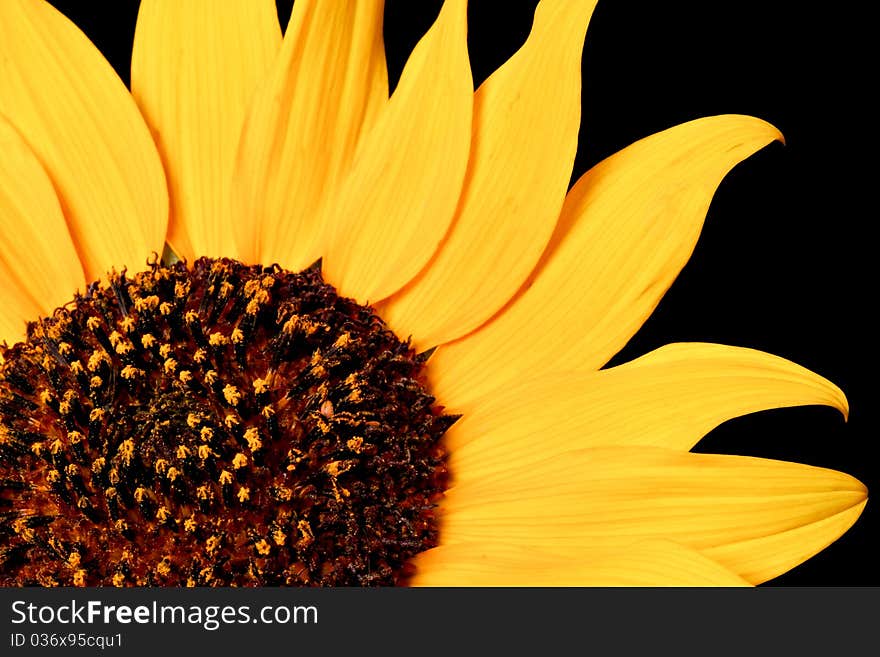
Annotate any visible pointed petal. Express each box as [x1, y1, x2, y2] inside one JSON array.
[[446, 343, 848, 478], [132, 0, 281, 262], [321, 0, 472, 303], [0, 117, 85, 344], [232, 0, 388, 269], [382, 0, 598, 348], [411, 540, 749, 586], [428, 115, 783, 407], [441, 446, 867, 584], [0, 0, 168, 281]]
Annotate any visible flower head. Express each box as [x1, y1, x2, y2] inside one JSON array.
[[0, 0, 866, 586]]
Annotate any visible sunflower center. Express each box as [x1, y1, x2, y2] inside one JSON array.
[[0, 257, 451, 586]]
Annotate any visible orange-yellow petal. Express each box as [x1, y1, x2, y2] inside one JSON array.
[[0, 117, 86, 344], [321, 0, 472, 303], [0, 0, 168, 281], [411, 540, 749, 586], [382, 0, 598, 348], [428, 115, 783, 407], [442, 446, 867, 585], [132, 0, 281, 262], [445, 342, 848, 478], [232, 0, 388, 269]]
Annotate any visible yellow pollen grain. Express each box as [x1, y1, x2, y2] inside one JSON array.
[[220, 280, 234, 297], [176, 444, 190, 459], [73, 569, 87, 586], [193, 348, 207, 364], [187, 413, 201, 428], [115, 341, 133, 356], [255, 539, 271, 556], [219, 470, 233, 485], [154, 458, 168, 475], [184, 518, 198, 533], [243, 279, 260, 296], [166, 467, 181, 481], [156, 558, 171, 577], [179, 370, 193, 383], [31, 442, 43, 456], [197, 444, 213, 460], [86, 316, 101, 331], [253, 378, 269, 394], [90, 376, 103, 389], [57, 342, 72, 356], [206, 535, 221, 554], [232, 453, 248, 469], [108, 468, 120, 485], [141, 334, 157, 349], [184, 310, 199, 325], [114, 519, 127, 532], [223, 384, 241, 405], [175, 281, 190, 298], [159, 301, 173, 316], [231, 328, 244, 344], [112, 573, 125, 587], [156, 506, 170, 523], [90, 406, 104, 420], [163, 358, 178, 374], [70, 360, 84, 375], [244, 427, 262, 452], [200, 427, 214, 442], [346, 437, 364, 453], [120, 316, 136, 333], [39, 388, 54, 405], [334, 333, 351, 348], [68, 430, 84, 444], [261, 405, 275, 418], [209, 332, 229, 347], [237, 486, 250, 503], [120, 365, 142, 380], [159, 344, 172, 359], [205, 370, 218, 385], [196, 485, 211, 500], [91, 457, 106, 473], [67, 552, 81, 568], [118, 439, 135, 465], [108, 331, 123, 348], [88, 350, 110, 371], [49, 438, 64, 455], [273, 529, 287, 546], [134, 486, 148, 503], [65, 463, 78, 477], [58, 400, 72, 415]]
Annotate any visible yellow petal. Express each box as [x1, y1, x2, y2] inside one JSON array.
[[232, 0, 388, 269], [441, 446, 866, 584], [0, 0, 168, 281], [131, 0, 281, 262], [412, 540, 749, 586], [428, 115, 783, 407], [0, 117, 86, 344], [446, 342, 848, 479], [382, 0, 598, 348], [321, 0, 472, 303]]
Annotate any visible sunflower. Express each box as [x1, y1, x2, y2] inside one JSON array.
[[0, 0, 866, 587]]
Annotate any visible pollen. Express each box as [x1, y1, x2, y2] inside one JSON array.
[[0, 257, 451, 586]]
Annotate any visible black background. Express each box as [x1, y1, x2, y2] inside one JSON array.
[[45, 0, 874, 585]]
